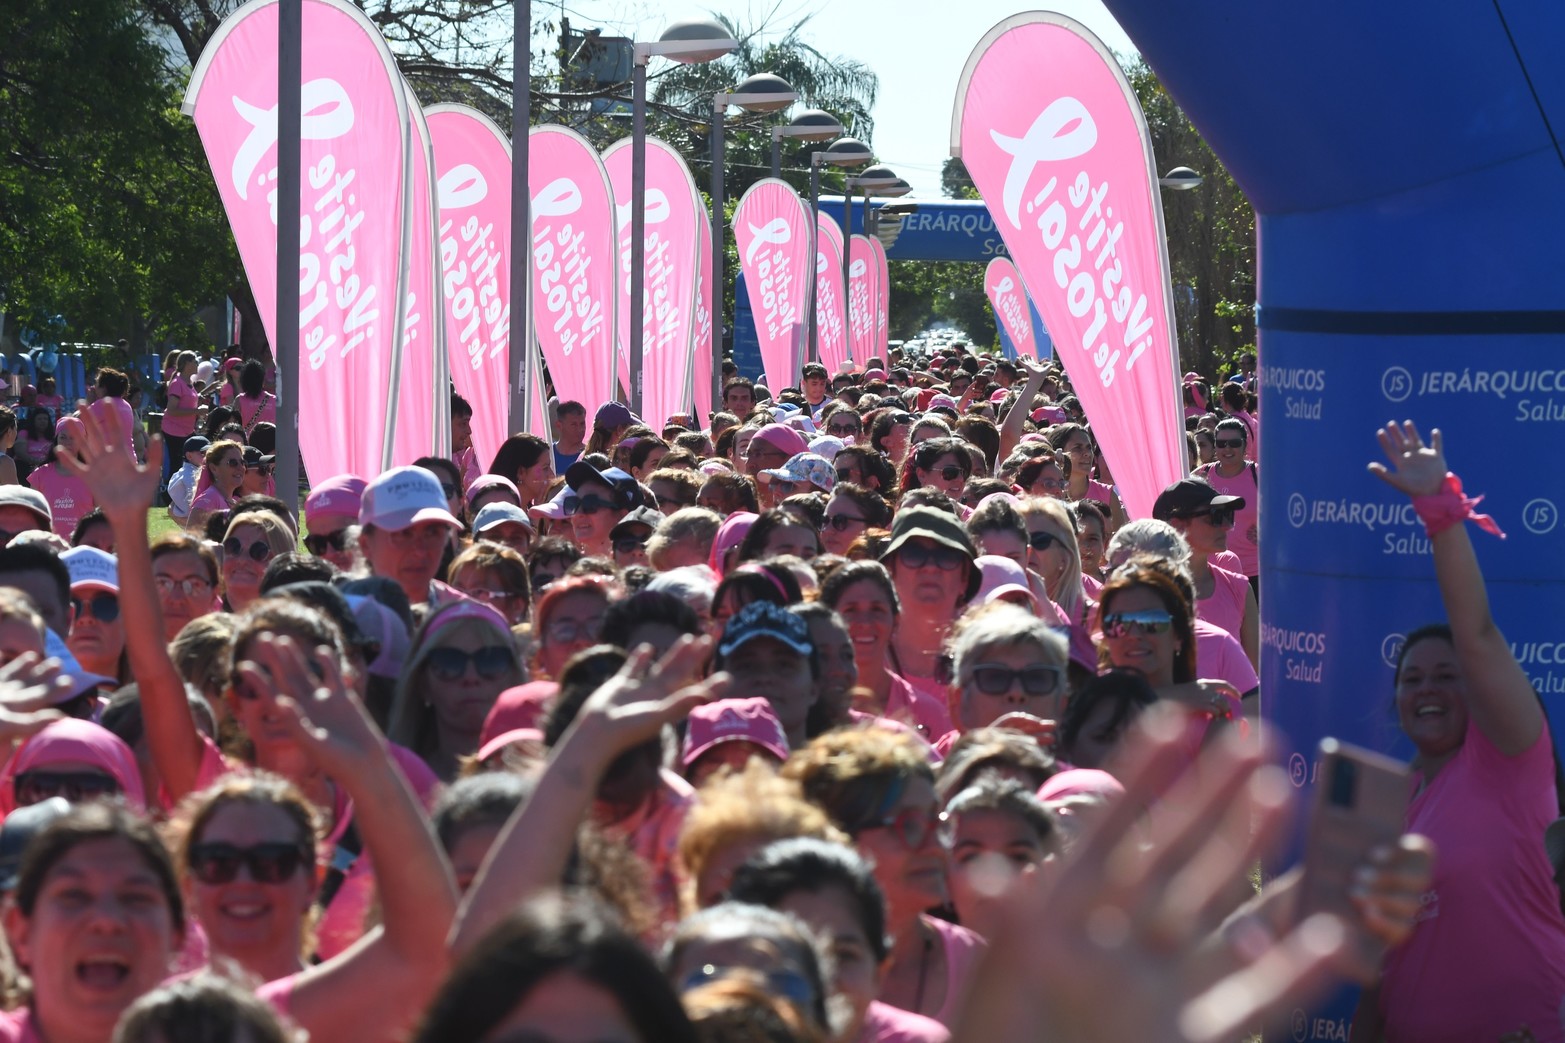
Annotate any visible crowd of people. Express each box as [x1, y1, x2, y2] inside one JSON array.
[[0, 340, 1551, 1042]]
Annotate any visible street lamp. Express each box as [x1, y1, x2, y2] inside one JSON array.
[[710, 73, 797, 417], [863, 177, 911, 236], [807, 138, 872, 366], [1159, 166, 1203, 190], [771, 109, 843, 177], [630, 19, 736, 414]]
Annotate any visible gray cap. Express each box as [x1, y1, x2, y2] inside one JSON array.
[[0, 798, 70, 891], [0, 486, 52, 531]]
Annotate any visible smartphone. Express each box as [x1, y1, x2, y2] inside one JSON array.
[[1297, 738, 1408, 981]]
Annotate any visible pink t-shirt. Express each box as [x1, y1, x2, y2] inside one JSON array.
[[922, 915, 984, 1028], [861, 1000, 950, 1043], [1085, 478, 1114, 506], [1195, 564, 1249, 646], [1196, 462, 1258, 576], [186, 484, 232, 521], [235, 392, 277, 430], [886, 671, 954, 740], [0, 1009, 38, 1043], [162, 375, 199, 438], [1192, 619, 1258, 695], [606, 769, 694, 927], [1379, 721, 1565, 1042], [27, 464, 93, 538], [33, 394, 63, 410]]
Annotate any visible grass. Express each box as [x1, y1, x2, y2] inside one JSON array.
[[147, 508, 308, 549]]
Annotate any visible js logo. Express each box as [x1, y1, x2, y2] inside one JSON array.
[[1287, 753, 1308, 789], [1523, 498, 1558, 536], [1381, 366, 1413, 403], [1288, 493, 1307, 528], [1382, 633, 1406, 669], [1292, 1008, 1308, 1042]]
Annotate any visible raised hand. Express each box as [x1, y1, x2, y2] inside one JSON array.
[[990, 711, 1058, 749], [1368, 420, 1448, 499], [564, 635, 730, 761], [236, 634, 381, 775], [0, 653, 67, 743], [54, 404, 163, 518]]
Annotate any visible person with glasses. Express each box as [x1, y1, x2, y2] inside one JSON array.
[[820, 484, 890, 558], [148, 533, 219, 641], [743, 424, 808, 480], [562, 461, 645, 559], [898, 438, 974, 508], [609, 506, 662, 570], [2, 717, 143, 813], [447, 542, 530, 627], [944, 603, 1070, 748], [647, 467, 700, 517], [301, 474, 365, 574], [165, 634, 458, 1043], [1193, 416, 1260, 591], [869, 411, 915, 469], [1153, 478, 1260, 669], [413, 455, 468, 527], [757, 452, 835, 510], [823, 408, 864, 441], [1016, 497, 1089, 629], [833, 444, 895, 498], [60, 546, 125, 688], [785, 727, 983, 1029], [356, 465, 464, 607], [218, 510, 293, 614], [238, 446, 275, 499], [184, 438, 244, 535], [529, 575, 619, 681]]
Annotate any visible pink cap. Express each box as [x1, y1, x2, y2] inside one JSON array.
[[974, 555, 1037, 610], [305, 474, 367, 529], [681, 697, 789, 767], [224, 358, 244, 373], [1037, 768, 1124, 803], [466, 474, 521, 507], [989, 389, 1010, 404], [708, 511, 757, 577], [481, 681, 558, 746], [422, 598, 510, 639], [5, 720, 145, 812], [476, 727, 545, 763], [928, 394, 958, 411], [751, 424, 809, 459]]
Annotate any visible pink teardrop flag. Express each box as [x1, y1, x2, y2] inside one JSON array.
[[732, 179, 813, 391]]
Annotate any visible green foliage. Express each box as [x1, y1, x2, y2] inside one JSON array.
[[0, 0, 238, 349]]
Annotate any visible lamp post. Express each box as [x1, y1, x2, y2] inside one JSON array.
[[509, 0, 532, 433], [843, 164, 898, 364], [770, 109, 842, 177], [1158, 166, 1203, 190], [711, 73, 796, 417], [807, 137, 872, 366], [862, 177, 910, 236], [630, 19, 735, 415]]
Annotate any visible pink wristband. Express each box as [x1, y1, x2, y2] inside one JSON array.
[[1411, 472, 1506, 540]]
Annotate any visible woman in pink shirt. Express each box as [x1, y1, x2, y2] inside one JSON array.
[[26, 418, 94, 538], [1356, 422, 1565, 1043], [884, 508, 981, 740], [1194, 417, 1259, 583], [16, 410, 52, 469], [821, 562, 948, 736], [233, 360, 276, 436], [184, 439, 244, 534]]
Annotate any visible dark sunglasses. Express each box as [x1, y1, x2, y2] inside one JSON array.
[[897, 541, 968, 571], [834, 468, 859, 484], [613, 536, 648, 556], [1214, 438, 1245, 449], [439, 482, 459, 500], [828, 420, 862, 435], [425, 645, 514, 682], [223, 537, 274, 562], [1192, 505, 1237, 527], [304, 530, 351, 555], [769, 479, 799, 497], [861, 805, 940, 850], [825, 513, 867, 532], [969, 663, 1064, 697], [249, 464, 274, 478], [891, 413, 916, 424], [188, 841, 312, 885], [71, 593, 120, 623], [1028, 531, 1063, 552], [932, 464, 966, 482], [1102, 609, 1175, 638], [563, 494, 617, 517], [15, 770, 120, 805]]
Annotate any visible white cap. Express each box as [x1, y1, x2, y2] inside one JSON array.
[[61, 547, 118, 594], [358, 466, 462, 532]]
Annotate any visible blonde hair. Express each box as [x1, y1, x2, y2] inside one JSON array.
[[647, 507, 722, 571], [1017, 495, 1085, 623], [677, 759, 846, 915], [223, 510, 296, 559], [781, 726, 933, 835]]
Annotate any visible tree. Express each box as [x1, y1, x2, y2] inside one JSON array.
[[0, 0, 238, 350]]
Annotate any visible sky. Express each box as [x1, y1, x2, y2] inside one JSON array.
[[551, 0, 1138, 200]]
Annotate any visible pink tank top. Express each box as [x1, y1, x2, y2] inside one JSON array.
[[1196, 462, 1258, 576], [1195, 564, 1248, 644]]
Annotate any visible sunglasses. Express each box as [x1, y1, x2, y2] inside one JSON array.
[[425, 646, 515, 682], [1193, 505, 1237, 527], [969, 663, 1064, 697], [680, 965, 819, 1011], [304, 529, 351, 555], [544, 616, 605, 644], [439, 482, 459, 500], [1028, 531, 1063, 552], [249, 464, 274, 478], [154, 576, 213, 600], [834, 468, 860, 484], [188, 841, 312, 885], [530, 571, 562, 593], [223, 537, 274, 562], [825, 513, 867, 532], [931, 464, 966, 482], [897, 541, 968, 572], [891, 413, 916, 424], [563, 494, 617, 517], [1102, 609, 1175, 638], [1214, 438, 1245, 449], [862, 805, 941, 850], [71, 593, 120, 623], [613, 536, 649, 556], [15, 770, 120, 805], [659, 496, 694, 511], [828, 420, 862, 435], [769, 479, 799, 497]]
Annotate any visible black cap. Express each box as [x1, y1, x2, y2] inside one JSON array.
[[1152, 477, 1245, 520], [564, 463, 643, 509], [0, 798, 70, 891], [800, 362, 828, 381], [241, 445, 276, 467]]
